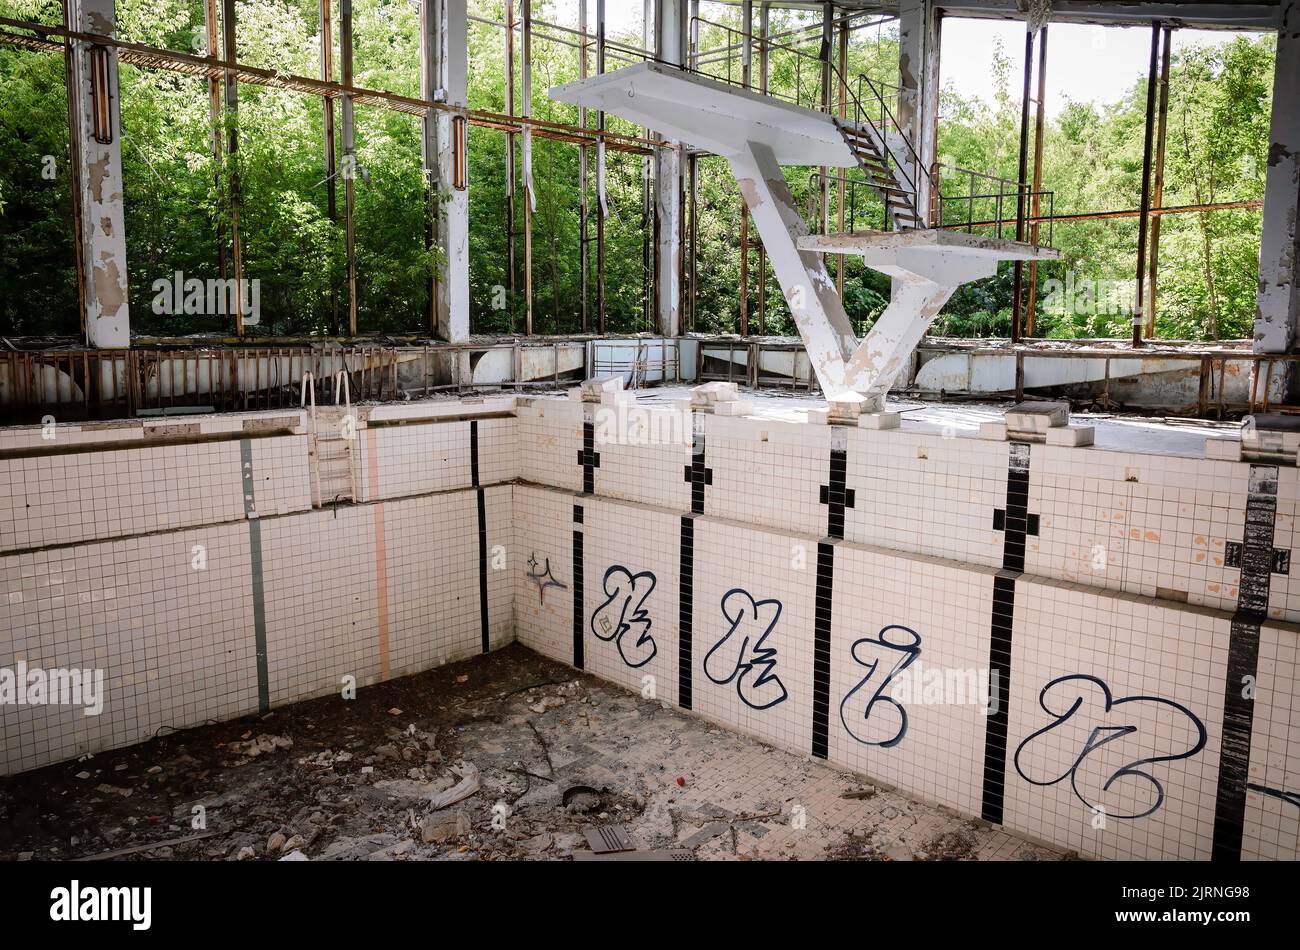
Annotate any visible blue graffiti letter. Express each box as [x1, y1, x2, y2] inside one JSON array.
[[839, 624, 922, 748], [1013, 674, 1207, 820], [590, 565, 658, 668], [704, 588, 788, 710]]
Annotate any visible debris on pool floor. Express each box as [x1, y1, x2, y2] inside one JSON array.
[[0, 644, 1063, 862]]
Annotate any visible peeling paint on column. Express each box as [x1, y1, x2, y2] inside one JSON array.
[[422, 0, 470, 343], [1253, 2, 1299, 353], [90, 258, 127, 319], [73, 0, 131, 347], [727, 141, 857, 399]]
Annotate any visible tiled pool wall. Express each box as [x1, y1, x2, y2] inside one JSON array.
[[0, 404, 516, 776], [515, 395, 1299, 861], [2, 393, 1297, 861]]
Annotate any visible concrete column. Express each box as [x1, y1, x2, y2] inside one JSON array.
[[897, 0, 940, 226], [421, 0, 470, 343], [1254, 0, 1299, 353], [71, 0, 129, 347], [654, 0, 688, 337], [727, 140, 855, 398]]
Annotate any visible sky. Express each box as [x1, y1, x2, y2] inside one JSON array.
[[898, 19, 1261, 119], [534, 2, 1263, 119]]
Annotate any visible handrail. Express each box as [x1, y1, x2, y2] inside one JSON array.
[[932, 162, 1056, 246], [300, 371, 316, 415], [300, 372, 322, 507], [690, 15, 832, 109], [806, 171, 890, 234], [852, 73, 902, 128], [843, 70, 929, 210], [683, 15, 1042, 234], [689, 15, 931, 222]]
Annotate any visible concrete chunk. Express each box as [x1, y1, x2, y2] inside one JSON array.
[[690, 381, 740, 409], [713, 400, 754, 417], [858, 411, 901, 430], [580, 376, 625, 402], [1045, 425, 1094, 447], [1004, 401, 1069, 433]]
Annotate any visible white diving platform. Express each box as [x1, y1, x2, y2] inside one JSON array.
[[799, 228, 1061, 263], [552, 63, 1063, 412], [550, 61, 857, 167]]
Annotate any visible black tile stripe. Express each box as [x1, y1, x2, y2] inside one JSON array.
[[578, 417, 600, 495], [679, 514, 696, 710], [811, 430, 852, 759], [683, 412, 711, 515], [1212, 463, 1278, 862], [812, 540, 835, 759], [573, 504, 585, 670], [678, 413, 706, 709], [981, 572, 1017, 824], [240, 438, 270, 714], [980, 441, 1033, 824], [472, 421, 489, 654], [818, 447, 855, 541], [1000, 443, 1032, 573], [470, 419, 481, 486]]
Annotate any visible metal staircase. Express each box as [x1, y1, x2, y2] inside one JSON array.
[[833, 117, 925, 230], [550, 60, 1060, 409]]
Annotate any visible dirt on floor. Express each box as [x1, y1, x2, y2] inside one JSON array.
[[0, 644, 1064, 861]]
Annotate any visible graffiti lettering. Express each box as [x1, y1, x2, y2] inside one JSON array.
[[839, 625, 922, 748], [704, 588, 788, 710], [526, 552, 568, 604], [1247, 784, 1300, 810], [590, 566, 657, 668], [1014, 674, 1207, 820]]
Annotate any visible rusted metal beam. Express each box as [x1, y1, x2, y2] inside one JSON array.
[[943, 198, 1263, 229], [1011, 25, 1034, 345], [1133, 21, 1162, 347], [836, 14, 848, 300], [688, 151, 697, 332], [522, 0, 533, 336], [758, 1, 768, 332], [817, 0, 830, 244], [341, 0, 357, 336], [738, 0, 753, 337], [1145, 24, 1173, 339], [643, 42, 653, 330], [1025, 24, 1048, 337], [578, 0, 589, 334], [644, 0, 654, 333], [0, 19, 665, 156], [505, 0, 516, 331], [221, 0, 245, 336], [596, 0, 606, 334], [320, 0, 338, 334]]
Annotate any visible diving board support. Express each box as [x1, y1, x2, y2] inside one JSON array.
[[727, 139, 856, 400], [728, 140, 995, 409], [550, 62, 1061, 411]]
